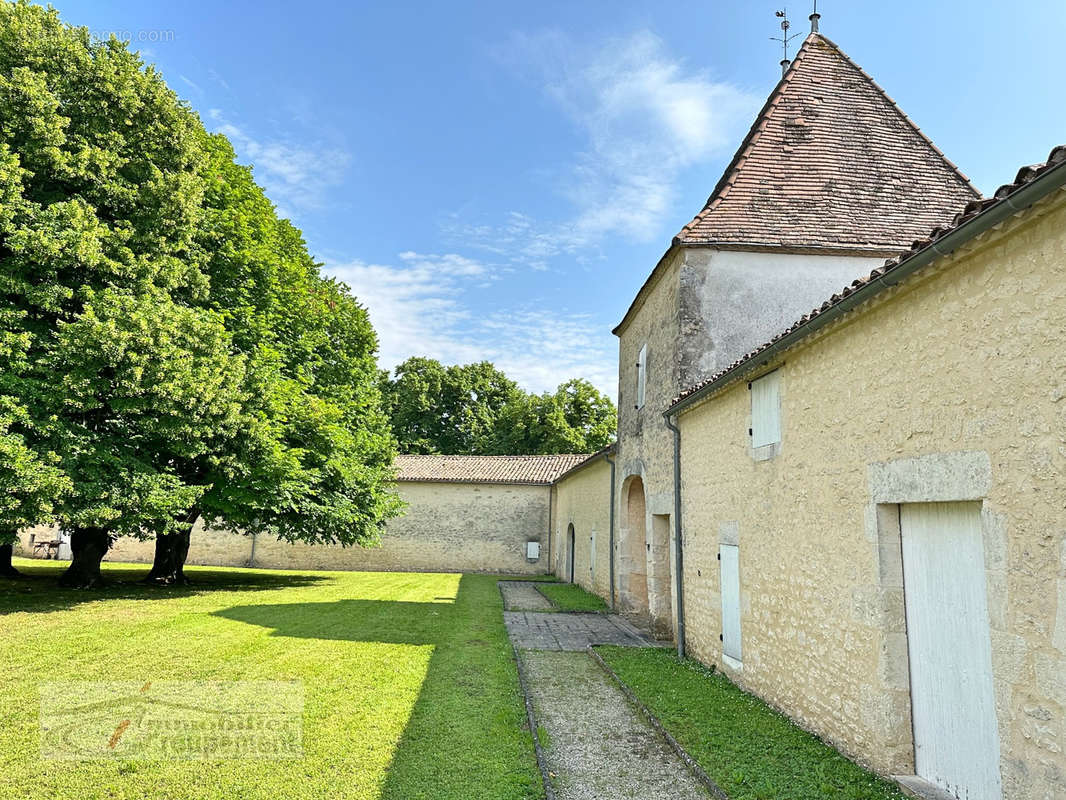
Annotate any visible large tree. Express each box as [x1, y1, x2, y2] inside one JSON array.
[[381, 359, 617, 455], [484, 379, 616, 455], [140, 134, 401, 585], [0, 2, 401, 586], [381, 357, 520, 454]]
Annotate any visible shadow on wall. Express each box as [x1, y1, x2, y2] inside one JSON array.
[[214, 574, 541, 799]]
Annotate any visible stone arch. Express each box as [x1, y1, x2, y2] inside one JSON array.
[[620, 475, 649, 617]]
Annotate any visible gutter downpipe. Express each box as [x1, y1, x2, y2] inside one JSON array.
[[605, 450, 617, 610], [665, 160, 1066, 420], [547, 484, 553, 576], [663, 414, 686, 659]]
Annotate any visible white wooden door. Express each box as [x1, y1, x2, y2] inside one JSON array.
[[900, 502, 1002, 800], [720, 544, 742, 662]]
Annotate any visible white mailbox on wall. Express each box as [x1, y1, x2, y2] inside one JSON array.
[[526, 541, 540, 561]]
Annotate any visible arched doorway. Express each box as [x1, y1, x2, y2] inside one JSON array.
[[567, 523, 576, 583], [622, 477, 649, 616]]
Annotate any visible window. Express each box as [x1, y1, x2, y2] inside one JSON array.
[[749, 370, 781, 453], [635, 344, 647, 409]]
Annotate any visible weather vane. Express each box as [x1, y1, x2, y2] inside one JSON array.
[[770, 7, 802, 76]]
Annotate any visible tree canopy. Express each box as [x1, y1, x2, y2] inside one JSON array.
[[0, 1, 400, 585], [381, 357, 616, 456]]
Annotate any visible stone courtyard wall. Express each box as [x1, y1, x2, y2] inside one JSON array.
[[16, 480, 551, 575]]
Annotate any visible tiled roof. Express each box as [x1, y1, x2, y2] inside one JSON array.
[[671, 144, 1066, 410], [551, 442, 617, 483], [677, 33, 980, 251], [394, 454, 592, 485]]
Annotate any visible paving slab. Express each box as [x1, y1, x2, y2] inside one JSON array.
[[504, 610, 649, 650], [523, 650, 711, 800], [498, 580, 555, 611]]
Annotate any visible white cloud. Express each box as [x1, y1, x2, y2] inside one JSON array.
[[452, 30, 760, 264], [208, 110, 350, 217], [179, 74, 202, 93], [325, 253, 616, 397]]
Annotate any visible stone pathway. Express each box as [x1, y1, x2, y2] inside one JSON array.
[[504, 610, 650, 650], [523, 651, 711, 800], [498, 581, 709, 799], [499, 580, 555, 611]]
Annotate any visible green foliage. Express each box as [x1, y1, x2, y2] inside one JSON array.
[[0, 1, 400, 548], [596, 646, 907, 800], [485, 378, 616, 455], [190, 133, 401, 546], [382, 358, 616, 455], [382, 357, 520, 455], [50, 290, 246, 535], [0, 400, 68, 541]]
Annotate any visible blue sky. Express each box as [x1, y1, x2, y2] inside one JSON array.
[[58, 0, 1066, 398]]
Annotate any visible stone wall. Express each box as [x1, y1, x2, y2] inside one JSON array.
[[16, 481, 551, 575], [551, 456, 613, 600], [675, 190, 1066, 794], [615, 247, 683, 622]]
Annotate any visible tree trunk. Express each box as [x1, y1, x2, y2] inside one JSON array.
[[58, 527, 111, 588], [0, 542, 19, 578], [143, 508, 197, 586]]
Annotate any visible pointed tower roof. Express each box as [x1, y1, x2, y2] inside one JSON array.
[[676, 33, 980, 251]]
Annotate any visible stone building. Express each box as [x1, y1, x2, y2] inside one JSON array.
[[550, 23, 1066, 800], [661, 146, 1066, 799], [17, 454, 587, 575], [606, 29, 977, 636]]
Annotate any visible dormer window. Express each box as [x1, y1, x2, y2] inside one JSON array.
[[635, 344, 647, 409]]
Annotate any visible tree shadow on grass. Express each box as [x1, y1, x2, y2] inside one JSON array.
[[213, 575, 542, 800], [0, 561, 329, 616]]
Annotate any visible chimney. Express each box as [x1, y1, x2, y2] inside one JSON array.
[[780, 59, 791, 77], [809, 12, 821, 33]]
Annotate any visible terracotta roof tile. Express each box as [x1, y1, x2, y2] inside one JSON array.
[[394, 454, 592, 485], [670, 144, 1066, 409], [677, 33, 980, 250]]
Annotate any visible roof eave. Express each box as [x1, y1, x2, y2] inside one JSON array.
[[665, 151, 1066, 418], [550, 442, 618, 484]]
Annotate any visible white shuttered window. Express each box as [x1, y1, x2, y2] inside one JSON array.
[[750, 370, 781, 449]]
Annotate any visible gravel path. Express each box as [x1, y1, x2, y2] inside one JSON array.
[[522, 651, 711, 800], [498, 580, 555, 611]]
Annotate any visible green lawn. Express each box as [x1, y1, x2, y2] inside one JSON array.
[[535, 582, 608, 612], [596, 647, 907, 800], [0, 559, 542, 800]]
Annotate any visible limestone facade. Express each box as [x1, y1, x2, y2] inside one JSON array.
[[674, 190, 1066, 793]]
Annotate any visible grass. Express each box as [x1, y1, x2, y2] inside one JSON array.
[[0, 559, 542, 800], [595, 647, 907, 800], [534, 582, 608, 612]]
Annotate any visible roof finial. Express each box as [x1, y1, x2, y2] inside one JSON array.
[[810, 0, 821, 33], [771, 8, 801, 77]]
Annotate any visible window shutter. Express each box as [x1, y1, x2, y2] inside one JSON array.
[[720, 544, 742, 661], [750, 370, 781, 448]]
